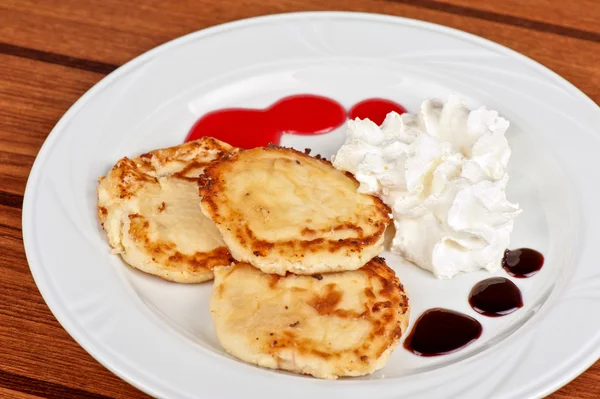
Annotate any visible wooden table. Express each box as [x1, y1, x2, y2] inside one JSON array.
[[1, 1, 599, 398]]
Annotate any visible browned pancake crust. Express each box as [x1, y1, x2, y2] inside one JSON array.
[[211, 257, 409, 378], [234, 258, 407, 362], [97, 137, 235, 283], [127, 213, 234, 274], [199, 146, 392, 274]]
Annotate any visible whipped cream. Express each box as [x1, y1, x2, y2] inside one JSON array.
[[332, 95, 521, 279]]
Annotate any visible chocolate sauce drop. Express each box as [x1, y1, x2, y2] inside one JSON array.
[[403, 308, 482, 357], [469, 277, 523, 317], [502, 248, 545, 278]]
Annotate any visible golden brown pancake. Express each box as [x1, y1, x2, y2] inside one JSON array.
[[199, 147, 391, 275], [210, 257, 409, 379], [97, 137, 235, 283]]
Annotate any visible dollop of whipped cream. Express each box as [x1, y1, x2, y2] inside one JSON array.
[[332, 95, 522, 279]]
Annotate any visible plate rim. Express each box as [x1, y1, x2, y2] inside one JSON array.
[[22, 11, 600, 399]]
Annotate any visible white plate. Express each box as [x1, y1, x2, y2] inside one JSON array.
[[23, 12, 600, 399]]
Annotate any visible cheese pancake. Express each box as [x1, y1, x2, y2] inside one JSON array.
[[97, 137, 235, 283], [199, 147, 391, 275], [210, 257, 409, 379]]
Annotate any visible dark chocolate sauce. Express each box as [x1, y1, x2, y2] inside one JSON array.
[[403, 308, 482, 357], [469, 277, 523, 317], [502, 248, 545, 278]]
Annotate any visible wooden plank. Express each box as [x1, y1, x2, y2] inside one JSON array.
[[0, 223, 148, 398], [0, 55, 103, 198], [553, 360, 600, 398], [0, 0, 598, 105], [0, 56, 148, 397], [0, 387, 41, 399], [437, 0, 600, 34], [0, 203, 21, 231]]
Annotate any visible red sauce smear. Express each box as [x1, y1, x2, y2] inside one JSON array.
[[185, 94, 407, 148], [349, 98, 407, 125], [185, 94, 346, 149]]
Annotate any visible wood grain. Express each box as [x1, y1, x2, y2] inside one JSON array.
[[0, 387, 41, 399], [553, 361, 600, 398], [0, 0, 598, 398], [0, 56, 148, 399], [0, 222, 147, 399], [438, 0, 600, 34], [0, 0, 598, 105], [0, 55, 103, 198]]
